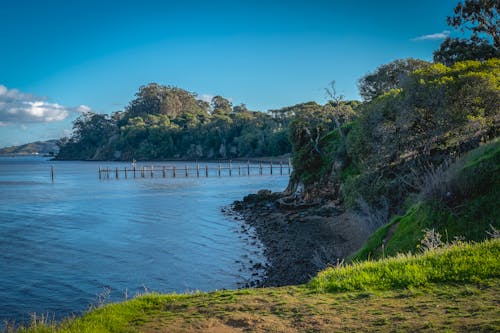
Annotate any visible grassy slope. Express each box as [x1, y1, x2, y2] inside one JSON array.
[[351, 140, 500, 261], [14, 239, 500, 333]]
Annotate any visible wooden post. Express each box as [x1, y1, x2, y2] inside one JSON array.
[[270, 162, 273, 175], [133, 166, 136, 178], [115, 167, 119, 179], [173, 165, 176, 177], [141, 166, 145, 178], [163, 166, 166, 178], [185, 165, 189, 177], [280, 161, 283, 175], [150, 165, 154, 177], [229, 160, 232, 176], [196, 163, 200, 177], [247, 160, 250, 176], [107, 167, 110, 179], [98, 166, 101, 180], [51, 165, 55, 182], [124, 167, 128, 179], [218, 161, 221, 176], [238, 164, 241, 176], [259, 162, 263, 175], [205, 164, 208, 177]]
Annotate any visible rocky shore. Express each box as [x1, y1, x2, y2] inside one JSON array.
[[229, 190, 373, 287]]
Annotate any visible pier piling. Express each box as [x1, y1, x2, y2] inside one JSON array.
[[97, 160, 291, 180]]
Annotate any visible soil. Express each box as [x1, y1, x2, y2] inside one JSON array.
[[227, 190, 373, 287]]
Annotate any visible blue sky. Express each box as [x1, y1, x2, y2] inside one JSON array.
[[0, 0, 460, 147]]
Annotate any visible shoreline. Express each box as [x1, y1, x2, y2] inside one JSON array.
[[229, 190, 373, 287]]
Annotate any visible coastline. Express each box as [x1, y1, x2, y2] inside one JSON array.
[[229, 190, 373, 287]]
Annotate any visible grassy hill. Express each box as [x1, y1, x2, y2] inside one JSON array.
[[0, 140, 59, 156]]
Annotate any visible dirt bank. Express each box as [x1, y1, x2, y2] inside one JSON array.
[[229, 190, 372, 287]]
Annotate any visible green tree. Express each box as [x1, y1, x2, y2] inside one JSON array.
[[211, 95, 232, 115], [447, 0, 499, 48], [358, 59, 431, 101], [434, 1, 499, 65], [434, 37, 499, 65]]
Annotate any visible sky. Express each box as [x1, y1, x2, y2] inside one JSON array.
[[0, 0, 462, 147]]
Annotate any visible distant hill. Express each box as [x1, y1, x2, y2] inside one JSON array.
[[0, 140, 59, 156]]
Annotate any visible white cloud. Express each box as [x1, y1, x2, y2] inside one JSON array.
[[412, 30, 450, 41], [198, 94, 214, 103], [77, 105, 92, 113], [0, 84, 91, 125]]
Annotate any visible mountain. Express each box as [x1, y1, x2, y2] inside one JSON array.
[[0, 140, 59, 156]]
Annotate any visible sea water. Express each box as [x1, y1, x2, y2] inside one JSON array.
[[0, 156, 288, 323]]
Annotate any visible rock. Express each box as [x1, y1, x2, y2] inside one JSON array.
[[257, 189, 272, 196]]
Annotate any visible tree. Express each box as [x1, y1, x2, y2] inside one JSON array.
[[211, 95, 232, 115], [325, 81, 357, 139], [345, 59, 500, 208], [434, 37, 499, 65], [232, 103, 248, 113], [434, 1, 499, 65], [447, 0, 500, 48], [358, 58, 431, 101]]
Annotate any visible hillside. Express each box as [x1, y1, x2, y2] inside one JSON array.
[[0, 140, 59, 156], [351, 139, 500, 261]]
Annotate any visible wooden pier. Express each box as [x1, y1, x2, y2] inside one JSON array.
[[97, 160, 291, 180]]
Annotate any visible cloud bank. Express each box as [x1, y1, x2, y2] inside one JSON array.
[[412, 30, 450, 41], [0, 85, 90, 125]]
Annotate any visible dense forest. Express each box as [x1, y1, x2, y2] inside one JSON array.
[[56, 87, 297, 160], [56, 82, 366, 161]]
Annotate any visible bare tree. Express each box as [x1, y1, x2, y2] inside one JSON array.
[[325, 81, 346, 139]]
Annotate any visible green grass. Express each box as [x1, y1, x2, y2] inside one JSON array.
[[310, 238, 500, 293]]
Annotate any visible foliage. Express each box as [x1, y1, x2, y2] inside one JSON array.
[[57, 112, 118, 160], [447, 0, 499, 48], [357, 58, 431, 101], [57, 83, 291, 160], [285, 101, 358, 189], [434, 0, 499, 65], [433, 37, 499, 65], [343, 59, 500, 209]]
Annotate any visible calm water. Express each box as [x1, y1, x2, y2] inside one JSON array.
[[0, 157, 288, 323]]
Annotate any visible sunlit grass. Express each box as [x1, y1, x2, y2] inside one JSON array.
[[309, 238, 500, 292]]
